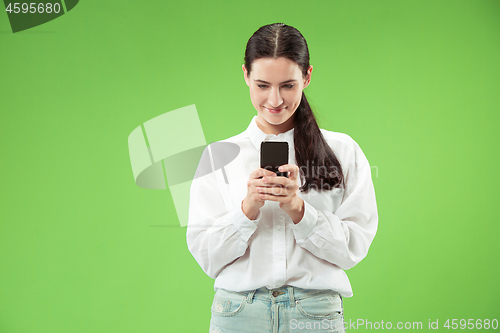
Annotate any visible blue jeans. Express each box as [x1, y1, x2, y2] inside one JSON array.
[[209, 285, 346, 333]]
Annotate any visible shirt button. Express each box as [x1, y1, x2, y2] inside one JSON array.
[[278, 256, 283, 261], [277, 225, 282, 230]]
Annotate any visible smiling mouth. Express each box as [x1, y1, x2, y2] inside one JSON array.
[[266, 107, 286, 113]]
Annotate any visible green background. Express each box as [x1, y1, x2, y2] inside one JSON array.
[[1, 0, 499, 332]]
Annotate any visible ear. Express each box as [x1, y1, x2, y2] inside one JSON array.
[[242, 64, 250, 87], [303, 65, 313, 89]]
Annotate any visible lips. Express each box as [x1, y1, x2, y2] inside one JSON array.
[[265, 107, 286, 113]]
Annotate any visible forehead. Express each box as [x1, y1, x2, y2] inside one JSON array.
[[250, 57, 302, 81]]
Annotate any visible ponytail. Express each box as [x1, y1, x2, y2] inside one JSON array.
[[294, 92, 344, 192]]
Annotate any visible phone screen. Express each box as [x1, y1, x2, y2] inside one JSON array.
[[260, 141, 289, 177]]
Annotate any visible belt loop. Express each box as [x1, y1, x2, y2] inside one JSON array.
[[246, 289, 257, 304], [287, 286, 296, 307]]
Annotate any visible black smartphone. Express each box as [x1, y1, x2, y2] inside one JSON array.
[[260, 141, 289, 178]]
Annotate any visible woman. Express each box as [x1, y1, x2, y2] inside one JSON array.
[[187, 23, 378, 333]]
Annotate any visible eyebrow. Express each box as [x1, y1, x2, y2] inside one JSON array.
[[254, 79, 297, 84]]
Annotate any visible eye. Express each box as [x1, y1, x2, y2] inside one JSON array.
[[257, 84, 269, 89], [283, 84, 295, 89]]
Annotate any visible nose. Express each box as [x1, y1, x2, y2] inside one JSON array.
[[268, 87, 283, 108]]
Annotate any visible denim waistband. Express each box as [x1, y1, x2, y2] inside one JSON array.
[[216, 285, 341, 306]]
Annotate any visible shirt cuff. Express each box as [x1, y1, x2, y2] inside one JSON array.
[[290, 200, 318, 241], [232, 205, 261, 242]]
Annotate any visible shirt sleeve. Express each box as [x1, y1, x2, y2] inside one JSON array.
[[186, 144, 262, 279], [289, 138, 378, 270]]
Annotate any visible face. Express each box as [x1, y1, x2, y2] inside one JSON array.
[[243, 57, 312, 134]]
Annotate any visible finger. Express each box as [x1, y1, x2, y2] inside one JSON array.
[[278, 164, 300, 180], [258, 193, 294, 205], [257, 186, 294, 196], [258, 193, 281, 201], [249, 177, 277, 188], [250, 167, 278, 179], [262, 175, 285, 186], [249, 168, 263, 179], [277, 164, 298, 179], [263, 176, 296, 189]]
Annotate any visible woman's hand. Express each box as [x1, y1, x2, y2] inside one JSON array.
[[241, 168, 278, 220], [255, 164, 305, 224]]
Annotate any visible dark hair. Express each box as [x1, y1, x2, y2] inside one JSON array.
[[244, 23, 345, 192]]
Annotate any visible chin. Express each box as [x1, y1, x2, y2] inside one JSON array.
[[265, 115, 290, 126]]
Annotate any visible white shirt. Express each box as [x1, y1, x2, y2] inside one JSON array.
[[186, 116, 378, 297]]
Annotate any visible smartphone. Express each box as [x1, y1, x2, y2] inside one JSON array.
[[260, 141, 289, 178]]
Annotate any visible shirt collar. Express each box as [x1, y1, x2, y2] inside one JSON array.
[[246, 116, 295, 151]]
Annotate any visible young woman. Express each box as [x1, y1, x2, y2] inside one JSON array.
[[187, 23, 378, 333]]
